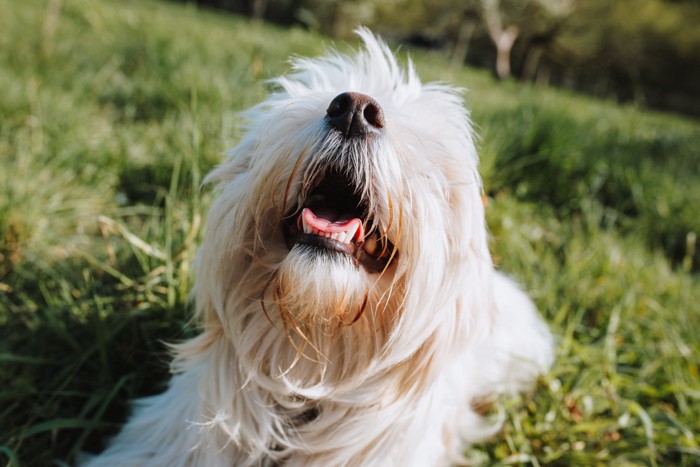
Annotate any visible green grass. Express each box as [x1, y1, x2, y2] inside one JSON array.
[[1, 0, 698, 465]]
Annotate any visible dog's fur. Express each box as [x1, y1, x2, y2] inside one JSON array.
[[84, 30, 553, 466]]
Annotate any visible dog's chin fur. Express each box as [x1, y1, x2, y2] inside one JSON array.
[[274, 245, 369, 328], [82, 29, 554, 467]]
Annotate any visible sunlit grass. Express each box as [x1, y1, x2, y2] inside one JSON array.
[[1, 0, 698, 465]]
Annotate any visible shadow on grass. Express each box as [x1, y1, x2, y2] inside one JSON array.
[[1, 255, 194, 465]]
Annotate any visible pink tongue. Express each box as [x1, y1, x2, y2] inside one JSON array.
[[299, 208, 364, 242]]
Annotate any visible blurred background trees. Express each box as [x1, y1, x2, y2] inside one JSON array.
[[175, 0, 700, 117]]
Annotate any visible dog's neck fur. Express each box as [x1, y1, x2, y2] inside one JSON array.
[[172, 307, 461, 465]]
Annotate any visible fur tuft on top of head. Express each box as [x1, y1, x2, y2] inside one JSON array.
[[274, 28, 422, 104]]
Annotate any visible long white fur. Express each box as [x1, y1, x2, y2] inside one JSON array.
[[83, 30, 554, 467]]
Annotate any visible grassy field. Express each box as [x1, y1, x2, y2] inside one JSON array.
[[1, 0, 699, 465]]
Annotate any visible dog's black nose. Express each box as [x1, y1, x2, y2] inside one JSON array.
[[326, 92, 384, 137]]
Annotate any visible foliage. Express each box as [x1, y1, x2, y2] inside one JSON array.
[[1, 0, 699, 466], [186, 0, 700, 116]]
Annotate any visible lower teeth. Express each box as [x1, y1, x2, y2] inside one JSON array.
[[364, 235, 378, 255]]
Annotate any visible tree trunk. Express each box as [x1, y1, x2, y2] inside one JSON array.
[[249, 0, 267, 21], [521, 45, 544, 82], [451, 20, 477, 70], [494, 25, 519, 80], [482, 0, 519, 80]]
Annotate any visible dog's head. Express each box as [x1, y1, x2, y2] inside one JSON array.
[[190, 30, 493, 382]]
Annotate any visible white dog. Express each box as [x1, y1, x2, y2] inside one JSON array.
[[84, 30, 553, 466]]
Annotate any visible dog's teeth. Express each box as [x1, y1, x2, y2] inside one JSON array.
[[300, 210, 362, 244], [347, 224, 360, 242], [364, 235, 378, 255]]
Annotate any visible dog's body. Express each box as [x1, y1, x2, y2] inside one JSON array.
[[84, 31, 553, 466]]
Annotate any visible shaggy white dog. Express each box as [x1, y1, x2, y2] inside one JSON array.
[[84, 30, 553, 466]]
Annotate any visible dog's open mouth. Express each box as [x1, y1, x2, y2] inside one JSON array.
[[284, 169, 396, 273]]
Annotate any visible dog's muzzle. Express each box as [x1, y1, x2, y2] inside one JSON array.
[[283, 92, 396, 273]]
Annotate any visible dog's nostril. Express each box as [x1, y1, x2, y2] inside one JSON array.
[[363, 103, 383, 129], [327, 94, 350, 119], [326, 92, 384, 137]]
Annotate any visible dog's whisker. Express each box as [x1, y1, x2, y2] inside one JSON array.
[[382, 200, 403, 274], [275, 292, 316, 365], [346, 293, 369, 327], [283, 145, 308, 215], [260, 273, 280, 329]]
